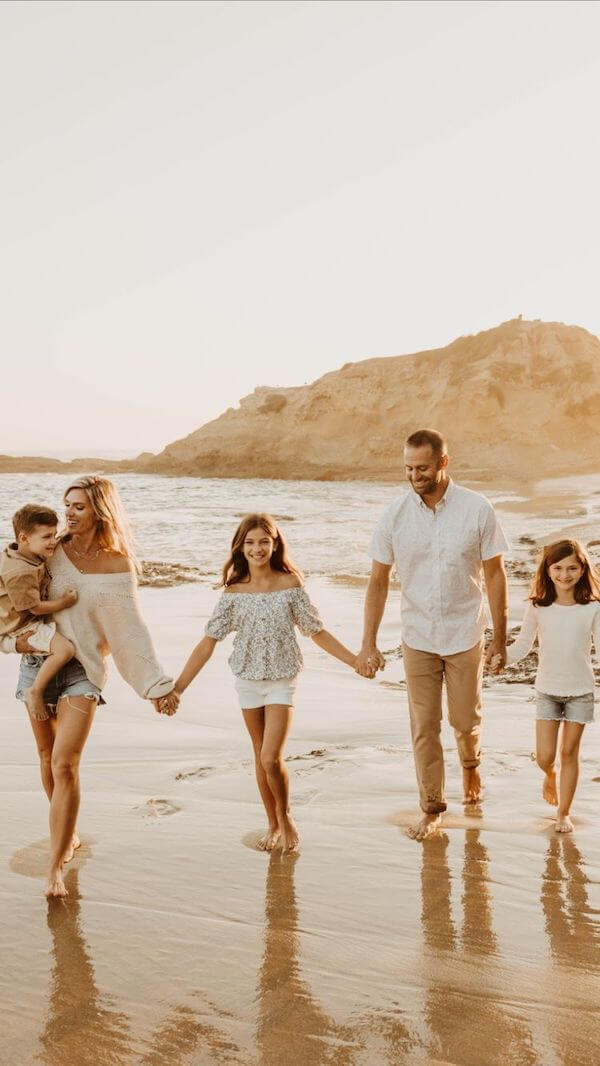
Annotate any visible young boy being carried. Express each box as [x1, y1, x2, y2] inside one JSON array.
[[0, 505, 78, 719]]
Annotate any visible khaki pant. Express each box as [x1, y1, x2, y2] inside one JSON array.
[[402, 640, 484, 814]]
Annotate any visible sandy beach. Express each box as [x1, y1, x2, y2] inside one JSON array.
[[2, 569, 599, 1066]]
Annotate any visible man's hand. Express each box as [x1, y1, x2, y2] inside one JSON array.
[[485, 638, 506, 673], [15, 631, 36, 654], [355, 646, 385, 678]]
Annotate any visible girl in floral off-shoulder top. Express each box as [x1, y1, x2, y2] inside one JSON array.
[[174, 513, 360, 853]]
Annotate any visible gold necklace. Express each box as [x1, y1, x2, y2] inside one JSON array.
[[71, 538, 102, 561]]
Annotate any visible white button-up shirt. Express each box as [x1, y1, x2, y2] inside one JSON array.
[[370, 481, 509, 655]]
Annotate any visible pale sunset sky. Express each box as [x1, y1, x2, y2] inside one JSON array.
[[1, 0, 599, 456]]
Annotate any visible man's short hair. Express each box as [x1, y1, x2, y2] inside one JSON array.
[[12, 504, 59, 538], [405, 429, 447, 459]]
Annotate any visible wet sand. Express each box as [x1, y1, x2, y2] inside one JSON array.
[[1, 577, 600, 1066]]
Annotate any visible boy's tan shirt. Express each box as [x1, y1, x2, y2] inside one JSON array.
[[0, 544, 49, 635]]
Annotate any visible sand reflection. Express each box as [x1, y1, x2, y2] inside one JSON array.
[[420, 831, 538, 1066], [541, 834, 600, 969], [37, 868, 132, 1066], [256, 851, 347, 1065]]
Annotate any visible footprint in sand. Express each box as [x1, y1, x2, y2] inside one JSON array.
[[137, 798, 181, 819], [294, 789, 320, 806], [175, 766, 215, 781], [288, 748, 328, 760]]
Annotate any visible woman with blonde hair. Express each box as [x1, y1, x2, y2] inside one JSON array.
[[15, 476, 177, 898]]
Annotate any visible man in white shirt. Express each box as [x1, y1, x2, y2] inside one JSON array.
[[356, 429, 509, 840]]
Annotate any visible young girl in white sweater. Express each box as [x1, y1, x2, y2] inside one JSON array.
[[496, 539, 600, 833]]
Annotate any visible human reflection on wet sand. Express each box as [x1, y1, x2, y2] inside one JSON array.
[[541, 834, 600, 1066], [38, 867, 242, 1066], [38, 868, 133, 1066], [541, 834, 600, 969], [256, 850, 357, 1066], [420, 831, 538, 1066]]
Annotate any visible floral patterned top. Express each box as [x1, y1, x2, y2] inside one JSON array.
[[205, 586, 324, 680]]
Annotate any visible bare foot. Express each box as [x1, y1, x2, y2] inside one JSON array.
[[45, 869, 68, 898], [543, 770, 558, 806], [555, 814, 574, 833], [257, 826, 280, 852], [63, 833, 81, 864], [407, 813, 442, 841], [279, 814, 299, 853], [25, 687, 47, 721], [463, 767, 482, 804]]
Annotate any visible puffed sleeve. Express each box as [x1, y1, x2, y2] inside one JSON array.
[[205, 594, 235, 640], [290, 588, 324, 636]]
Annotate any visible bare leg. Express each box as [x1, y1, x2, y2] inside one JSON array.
[[242, 707, 280, 850], [536, 720, 560, 807], [27, 712, 80, 864], [260, 705, 297, 852], [28, 714, 56, 801], [556, 722, 585, 833], [25, 634, 75, 720], [46, 696, 96, 897]]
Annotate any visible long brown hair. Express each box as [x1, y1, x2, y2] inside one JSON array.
[[64, 476, 140, 574], [530, 539, 600, 606], [221, 513, 301, 588]]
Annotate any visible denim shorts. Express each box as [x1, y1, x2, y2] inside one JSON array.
[[16, 655, 105, 721], [536, 690, 595, 725], [234, 675, 298, 709]]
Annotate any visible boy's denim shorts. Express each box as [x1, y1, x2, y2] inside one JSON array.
[[535, 690, 594, 725], [16, 655, 105, 721]]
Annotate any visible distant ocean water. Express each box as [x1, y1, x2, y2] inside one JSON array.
[[0, 472, 598, 581]]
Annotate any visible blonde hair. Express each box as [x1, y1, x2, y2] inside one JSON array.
[[64, 476, 140, 574]]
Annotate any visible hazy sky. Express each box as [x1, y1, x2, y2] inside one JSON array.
[[2, 0, 599, 456]]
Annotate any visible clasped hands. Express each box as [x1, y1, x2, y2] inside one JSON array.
[[484, 638, 507, 675], [354, 647, 385, 679], [152, 690, 180, 716]]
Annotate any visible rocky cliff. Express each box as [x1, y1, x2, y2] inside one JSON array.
[[136, 318, 600, 481], [3, 318, 599, 481]]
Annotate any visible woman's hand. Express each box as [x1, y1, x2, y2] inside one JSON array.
[[15, 631, 36, 653], [152, 691, 180, 716]]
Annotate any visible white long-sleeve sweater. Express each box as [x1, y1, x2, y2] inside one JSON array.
[[48, 545, 173, 700], [507, 600, 600, 696]]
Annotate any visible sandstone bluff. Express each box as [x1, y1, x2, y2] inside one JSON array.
[[3, 318, 599, 481]]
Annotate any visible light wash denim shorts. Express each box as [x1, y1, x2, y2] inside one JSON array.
[[16, 655, 105, 721], [234, 675, 298, 709], [535, 690, 594, 725]]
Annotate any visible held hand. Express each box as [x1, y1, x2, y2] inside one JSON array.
[[355, 646, 385, 679], [62, 588, 79, 607], [15, 631, 36, 654], [152, 691, 180, 716], [485, 638, 506, 674], [489, 653, 504, 675]]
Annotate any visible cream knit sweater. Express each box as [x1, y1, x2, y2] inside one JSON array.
[[48, 545, 173, 700]]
